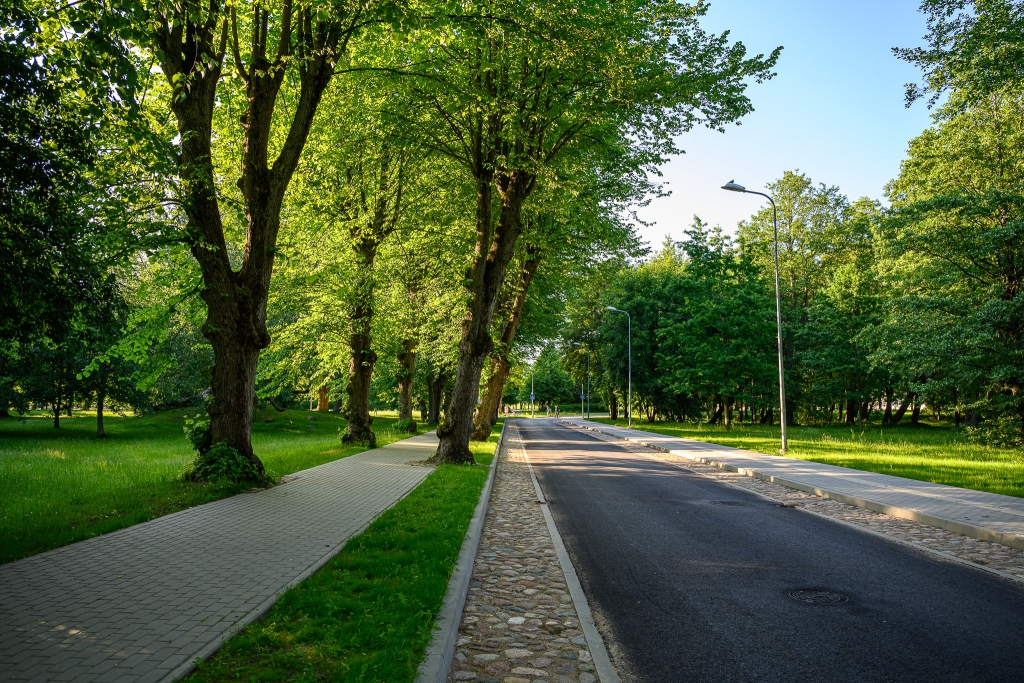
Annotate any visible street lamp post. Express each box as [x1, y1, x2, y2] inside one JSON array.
[[571, 342, 592, 419], [605, 306, 631, 427], [721, 180, 788, 453], [531, 369, 535, 419]]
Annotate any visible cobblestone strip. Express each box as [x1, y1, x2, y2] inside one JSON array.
[[567, 423, 1024, 582], [448, 423, 604, 683]]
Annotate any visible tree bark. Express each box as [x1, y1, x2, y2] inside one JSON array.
[[397, 339, 417, 421], [152, 2, 354, 480], [472, 249, 540, 440], [890, 391, 917, 426], [344, 305, 377, 445], [96, 387, 105, 438], [911, 397, 922, 425], [609, 392, 618, 420], [845, 398, 857, 425], [427, 370, 447, 425], [883, 387, 893, 425], [723, 398, 732, 429], [436, 169, 533, 463], [316, 386, 329, 412]]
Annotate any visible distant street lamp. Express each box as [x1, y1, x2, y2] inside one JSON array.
[[572, 342, 591, 419], [721, 180, 788, 453], [605, 306, 631, 427]]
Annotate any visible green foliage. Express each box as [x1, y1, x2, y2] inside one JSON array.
[[394, 418, 417, 434], [181, 413, 210, 450], [184, 443, 269, 486]]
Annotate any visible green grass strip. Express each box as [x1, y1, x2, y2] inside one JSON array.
[[186, 429, 500, 683], [591, 418, 1024, 498]]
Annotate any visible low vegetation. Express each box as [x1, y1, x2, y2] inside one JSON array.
[[594, 418, 1024, 498], [187, 428, 501, 683], [0, 409, 413, 564]]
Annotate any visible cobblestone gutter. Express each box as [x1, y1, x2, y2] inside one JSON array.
[[447, 423, 608, 683], [569, 423, 1024, 583]]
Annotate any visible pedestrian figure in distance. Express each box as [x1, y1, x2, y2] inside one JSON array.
[[555, 405, 560, 418]]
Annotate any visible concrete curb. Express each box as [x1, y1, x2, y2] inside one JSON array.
[[518, 425, 621, 683], [415, 422, 506, 683], [562, 419, 1024, 552]]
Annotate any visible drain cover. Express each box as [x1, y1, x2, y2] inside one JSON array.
[[789, 590, 848, 604]]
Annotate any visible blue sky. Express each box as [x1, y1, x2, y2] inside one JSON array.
[[634, 0, 937, 249]]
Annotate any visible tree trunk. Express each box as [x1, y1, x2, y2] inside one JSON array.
[[472, 248, 540, 440], [344, 322, 377, 446], [427, 371, 447, 425], [436, 170, 533, 463], [890, 391, 917, 426], [860, 400, 870, 425], [96, 388, 105, 439], [911, 397, 922, 425], [397, 339, 417, 421], [883, 387, 893, 425], [761, 406, 773, 425], [419, 399, 427, 422], [609, 392, 618, 420], [52, 386, 60, 429], [724, 398, 732, 429], [316, 386, 329, 412], [845, 398, 857, 425]]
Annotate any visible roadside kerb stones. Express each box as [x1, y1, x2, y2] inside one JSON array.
[[447, 423, 601, 683]]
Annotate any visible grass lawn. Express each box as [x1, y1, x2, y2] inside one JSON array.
[[186, 425, 501, 683], [0, 407, 415, 564], [590, 417, 1024, 498]]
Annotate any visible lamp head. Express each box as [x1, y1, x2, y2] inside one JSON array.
[[721, 180, 746, 193], [605, 305, 620, 312]]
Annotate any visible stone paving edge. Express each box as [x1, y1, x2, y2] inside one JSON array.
[[562, 419, 1024, 552], [520, 431, 621, 683], [415, 422, 506, 683]]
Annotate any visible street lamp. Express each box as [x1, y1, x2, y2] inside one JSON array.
[[721, 180, 788, 453], [605, 306, 631, 427], [571, 342, 591, 419]]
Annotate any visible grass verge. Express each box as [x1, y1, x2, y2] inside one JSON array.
[[0, 408, 416, 564], [590, 418, 1024, 498], [186, 427, 501, 683]]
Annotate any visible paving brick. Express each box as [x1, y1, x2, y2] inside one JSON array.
[[0, 433, 438, 683]]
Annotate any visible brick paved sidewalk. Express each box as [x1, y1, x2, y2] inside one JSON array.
[[562, 419, 1024, 550], [0, 433, 439, 683]]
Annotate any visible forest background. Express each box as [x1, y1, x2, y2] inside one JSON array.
[[2, 0, 1023, 488]]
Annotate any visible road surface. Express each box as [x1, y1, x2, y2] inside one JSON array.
[[519, 419, 1024, 683]]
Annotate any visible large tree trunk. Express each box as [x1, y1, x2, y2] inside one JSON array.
[[397, 339, 417, 421], [316, 386, 329, 412], [427, 371, 447, 425], [436, 170, 533, 463], [883, 387, 893, 425], [472, 249, 540, 440], [845, 398, 857, 425], [911, 397, 922, 425], [344, 302, 377, 446], [153, 3, 350, 482], [890, 391, 917, 426], [609, 392, 618, 420]]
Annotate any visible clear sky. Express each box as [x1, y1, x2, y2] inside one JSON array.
[[634, 0, 937, 249]]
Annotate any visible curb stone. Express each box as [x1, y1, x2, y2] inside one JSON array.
[[415, 422, 506, 683]]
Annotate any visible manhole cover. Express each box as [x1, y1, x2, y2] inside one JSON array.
[[710, 501, 746, 507], [789, 590, 848, 604]]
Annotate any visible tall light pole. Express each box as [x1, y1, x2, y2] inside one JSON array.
[[530, 369, 535, 419], [722, 180, 788, 453], [605, 306, 631, 427], [572, 342, 591, 418]]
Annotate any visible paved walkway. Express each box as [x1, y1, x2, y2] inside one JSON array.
[[0, 433, 439, 683], [561, 419, 1024, 550]]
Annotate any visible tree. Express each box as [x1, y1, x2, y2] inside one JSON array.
[[393, 0, 780, 462]]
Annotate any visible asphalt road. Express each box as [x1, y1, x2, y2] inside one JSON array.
[[519, 419, 1024, 683]]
